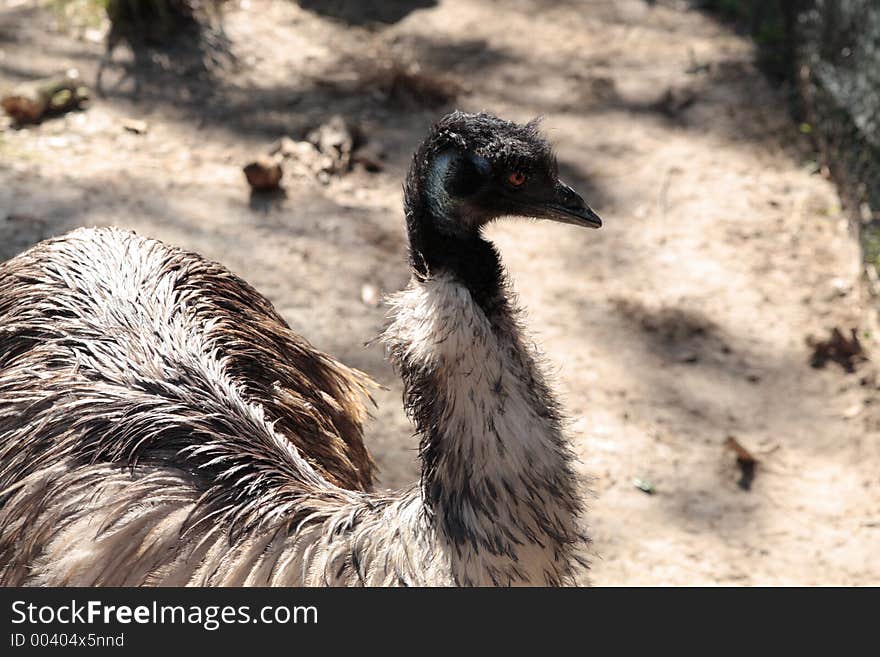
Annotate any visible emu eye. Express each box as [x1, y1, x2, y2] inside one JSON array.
[[507, 171, 527, 188]]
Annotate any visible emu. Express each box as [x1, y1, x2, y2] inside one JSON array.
[[0, 112, 601, 586]]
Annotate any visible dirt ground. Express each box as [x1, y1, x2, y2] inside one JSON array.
[[1, 0, 878, 585]]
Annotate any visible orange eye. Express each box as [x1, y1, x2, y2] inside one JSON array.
[[507, 171, 527, 187]]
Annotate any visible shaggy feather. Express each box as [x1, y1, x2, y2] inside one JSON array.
[[0, 112, 592, 586]]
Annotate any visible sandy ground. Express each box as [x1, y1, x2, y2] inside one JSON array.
[[1, 0, 878, 585]]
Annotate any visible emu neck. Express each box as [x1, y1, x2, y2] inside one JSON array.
[[385, 249, 585, 585], [406, 222, 506, 316], [404, 146, 506, 315]]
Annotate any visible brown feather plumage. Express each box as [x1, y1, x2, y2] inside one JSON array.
[[0, 227, 375, 493]]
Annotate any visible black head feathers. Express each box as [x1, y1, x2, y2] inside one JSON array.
[[403, 112, 601, 304]]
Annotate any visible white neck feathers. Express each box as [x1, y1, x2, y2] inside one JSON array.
[[383, 273, 587, 585]]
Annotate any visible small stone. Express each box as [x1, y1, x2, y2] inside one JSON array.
[[632, 477, 655, 495], [122, 118, 149, 135], [243, 156, 283, 190], [843, 404, 862, 419], [45, 136, 68, 148], [84, 28, 104, 44], [829, 277, 850, 297], [360, 283, 380, 307]]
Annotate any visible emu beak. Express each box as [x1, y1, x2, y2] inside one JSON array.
[[542, 181, 602, 229]]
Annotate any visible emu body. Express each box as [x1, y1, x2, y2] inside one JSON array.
[[0, 112, 599, 586]]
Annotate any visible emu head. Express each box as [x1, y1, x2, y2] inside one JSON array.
[[408, 111, 602, 236]]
